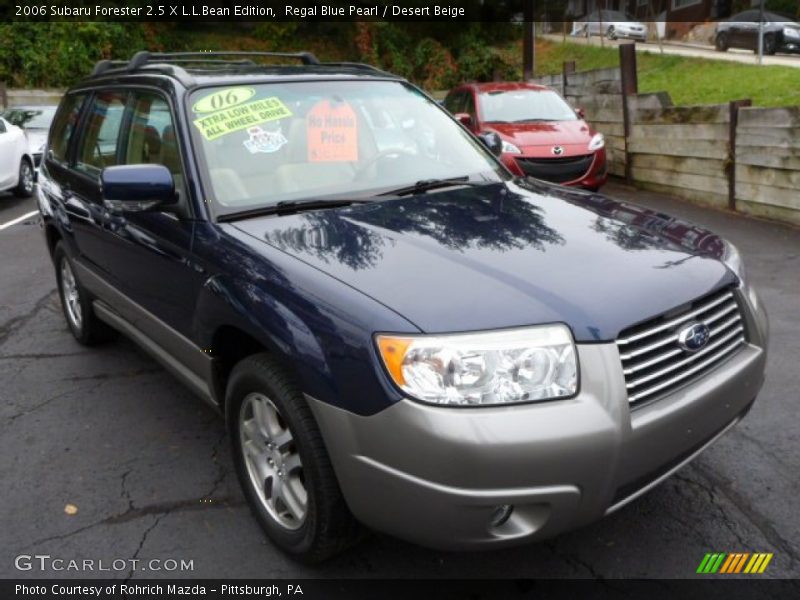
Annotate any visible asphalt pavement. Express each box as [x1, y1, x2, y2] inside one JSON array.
[[0, 182, 798, 579]]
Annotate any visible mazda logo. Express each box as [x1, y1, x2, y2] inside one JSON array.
[[677, 322, 711, 353], [551, 146, 564, 155]]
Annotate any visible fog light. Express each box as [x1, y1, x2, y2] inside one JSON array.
[[490, 504, 514, 527]]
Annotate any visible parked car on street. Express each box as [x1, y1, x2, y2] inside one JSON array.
[[39, 51, 768, 562], [443, 82, 607, 190], [0, 117, 35, 197], [715, 10, 800, 54], [578, 10, 648, 41], [1, 105, 57, 166]]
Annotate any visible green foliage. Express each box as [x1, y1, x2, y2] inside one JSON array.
[[0, 22, 523, 90], [0, 23, 146, 87]]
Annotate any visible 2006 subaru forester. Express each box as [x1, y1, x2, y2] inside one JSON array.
[[38, 51, 768, 562]]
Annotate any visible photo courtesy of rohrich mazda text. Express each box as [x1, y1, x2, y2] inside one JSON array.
[[0, 2, 797, 597]]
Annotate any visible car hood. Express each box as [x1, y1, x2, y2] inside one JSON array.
[[487, 120, 592, 148], [232, 181, 735, 341]]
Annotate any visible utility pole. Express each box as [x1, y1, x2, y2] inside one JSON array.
[[523, 0, 536, 80], [757, 0, 765, 65]]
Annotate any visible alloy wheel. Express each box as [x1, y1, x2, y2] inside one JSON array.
[[239, 392, 308, 530], [20, 162, 34, 195], [60, 258, 83, 331]]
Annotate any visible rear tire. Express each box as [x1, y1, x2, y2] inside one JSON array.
[[13, 159, 34, 198], [53, 242, 117, 345], [606, 26, 617, 40], [715, 32, 729, 52], [227, 353, 362, 563]]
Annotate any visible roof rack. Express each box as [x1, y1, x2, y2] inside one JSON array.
[[91, 50, 321, 78], [88, 51, 396, 85]]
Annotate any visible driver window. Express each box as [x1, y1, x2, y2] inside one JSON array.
[[76, 92, 128, 177], [126, 92, 185, 200]]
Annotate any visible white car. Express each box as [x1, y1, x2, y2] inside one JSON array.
[[579, 10, 648, 42], [0, 117, 35, 198], [2, 105, 57, 166]]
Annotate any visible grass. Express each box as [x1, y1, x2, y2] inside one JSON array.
[[515, 40, 800, 108]]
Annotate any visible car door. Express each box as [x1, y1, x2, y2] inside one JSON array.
[[95, 88, 204, 339], [733, 11, 759, 49], [63, 89, 130, 280], [0, 118, 18, 189]]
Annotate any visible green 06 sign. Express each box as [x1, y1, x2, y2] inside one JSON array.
[[193, 87, 257, 114]]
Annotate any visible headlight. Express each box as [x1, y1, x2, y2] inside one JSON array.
[[376, 325, 578, 406], [501, 140, 522, 154], [588, 133, 605, 151], [722, 240, 746, 284], [783, 27, 800, 39]]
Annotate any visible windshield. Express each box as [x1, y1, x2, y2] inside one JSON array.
[[189, 80, 507, 214], [480, 89, 578, 123], [2, 107, 56, 129]]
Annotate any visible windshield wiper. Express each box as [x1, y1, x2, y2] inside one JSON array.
[[513, 118, 558, 123], [378, 177, 489, 197], [217, 198, 372, 223]]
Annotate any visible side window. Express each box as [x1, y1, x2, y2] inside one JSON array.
[[463, 92, 476, 119], [0, 119, 6, 134], [48, 94, 85, 163], [125, 92, 185, 198], [76, 91, 128, 176], [443, 92, 462, 114]]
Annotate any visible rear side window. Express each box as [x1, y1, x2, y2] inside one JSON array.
[[48, 94, 86, 164], [76, 91, 128, 176]]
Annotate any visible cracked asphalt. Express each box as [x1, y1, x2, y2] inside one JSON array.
[[0, 182, 798, 580]]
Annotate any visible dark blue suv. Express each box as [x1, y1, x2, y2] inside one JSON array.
[[39, 51, 768, 562]]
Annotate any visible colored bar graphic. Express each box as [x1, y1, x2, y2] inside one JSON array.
[[702, 552, 774, 574]]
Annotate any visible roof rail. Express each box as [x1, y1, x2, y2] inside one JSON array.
[[90, 51, 322, 84], [321, 62, 395, 77]]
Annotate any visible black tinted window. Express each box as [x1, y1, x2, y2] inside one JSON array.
[[49, 94, 86, 164], [76, 91, 128, 176]]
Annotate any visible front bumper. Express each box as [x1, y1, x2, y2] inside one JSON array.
[[309, 289, 767, 550], [503, 148, 607, 190]]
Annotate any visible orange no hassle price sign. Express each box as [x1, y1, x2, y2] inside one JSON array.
[[306, 100, 359, 162]]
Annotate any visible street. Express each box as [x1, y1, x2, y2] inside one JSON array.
[[542, 33, 800, 68], [0, 181, 798, 579]]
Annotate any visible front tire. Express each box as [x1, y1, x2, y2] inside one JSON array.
[[227, 354, 361, 563], [606, 26, 617, 40], [53, 242, 116, 345], [13, 159, 34, 198], [715, 32, 729, 51]]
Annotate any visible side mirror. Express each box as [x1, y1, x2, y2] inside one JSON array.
[[477, 131, 503, 157], [454, 112, 474, 128], [101, 165, 177, 212], [575, 107, 586, 119]]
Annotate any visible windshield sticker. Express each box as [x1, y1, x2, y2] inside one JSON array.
[[243, 125, 288, 154], [306, 100, 358, 162], [193, 87, 256, 114], [193, 97, 292, 141]]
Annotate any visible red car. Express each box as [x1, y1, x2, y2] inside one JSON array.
[[443, 82, 607, 190]]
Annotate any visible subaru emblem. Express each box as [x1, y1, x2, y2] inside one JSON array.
[[551, 145, 564, 156], [677, 322, 711, 353]]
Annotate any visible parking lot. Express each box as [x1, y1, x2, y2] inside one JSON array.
[[0, 181, 798, 579]]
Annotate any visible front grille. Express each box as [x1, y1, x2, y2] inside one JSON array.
[[516, 154, 594, 183], [617, 287, 747, 405]]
